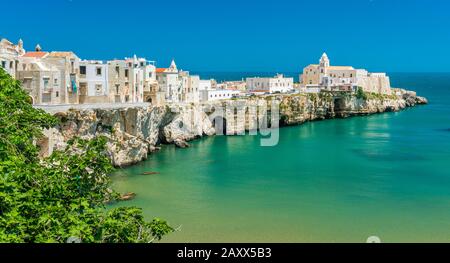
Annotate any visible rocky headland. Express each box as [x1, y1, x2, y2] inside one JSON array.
[[38, 89, 427, 167]]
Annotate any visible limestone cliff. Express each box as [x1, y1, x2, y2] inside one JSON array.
[[39, 90, 427, 167]]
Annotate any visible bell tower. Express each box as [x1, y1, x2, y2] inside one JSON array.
[[319, 52, 330, 68], [318, 53, 330, 86]]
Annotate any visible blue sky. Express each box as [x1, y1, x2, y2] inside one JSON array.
[[1, 0, 449, 72]]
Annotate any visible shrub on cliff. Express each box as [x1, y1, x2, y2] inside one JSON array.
[[356, 87, 368, 100], [0, 68, 173, 243]]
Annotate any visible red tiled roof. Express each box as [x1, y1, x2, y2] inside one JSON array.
[[22, 51, 48, 58], [156, 68, 167, 73]]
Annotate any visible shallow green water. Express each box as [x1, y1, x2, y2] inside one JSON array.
[[110, 73, 450, 242]]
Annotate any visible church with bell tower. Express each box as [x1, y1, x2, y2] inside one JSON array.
[[300, 53, 392, 95]]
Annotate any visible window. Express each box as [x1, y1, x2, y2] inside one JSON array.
[[1, 61, 5, 68], [54, 78, 58, 84], [125, 69, 129, 78], [115, 66, 120, 77], [80, 66, 86, 75], [43, 78, 49, 89], [56, 91, 59, 97], [116, 84, 120, 94], [96, 67, 102, 76], [9, 61, 13, 69]]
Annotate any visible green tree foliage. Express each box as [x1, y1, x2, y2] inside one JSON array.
[[0, 69, 173, 242], [355, 87, 368, 100]]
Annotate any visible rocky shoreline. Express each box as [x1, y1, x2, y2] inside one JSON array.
[[38, 89, 427, 167]]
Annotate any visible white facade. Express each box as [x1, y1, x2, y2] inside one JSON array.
[[156, 60, 181, 103], [107, 59, 131, 103], [79, 60, 109, 97], [16, 47, 80, 105], [199, 79, 213, 91], [0, 38, 25, 78], [126, 55, 146, 103], [141, 60, 164, 105], [300, 53, 392, 95], [246, 74, 294, 93], [16, 56, 62, 105], [156, 60, 201, 104], [184, 74, 200, 103], [143, 61, 157, 86], [44, 51, 81, 104], [200, 89, 240, 102], [16, 50, 65, 105]]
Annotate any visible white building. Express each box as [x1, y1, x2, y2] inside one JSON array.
[[79, 60, 109, 103], [108, 59, 131, 103], [106, 55, 152, 103], [199, 79, 213, 91], [16, 45, 80, 105], [141, 59, 164, 105], [246, 74, 294, 93], [125, 55, 145, 103], [300, 53, 392, 95], [156, 60, 181, 103], [156, 59, 201, 104], [182, 73, 199, 103], [0, 38, 25, 78], [44, 51, 81, 104], [17, 52, 61, 105], [200, 89, 240, 102]]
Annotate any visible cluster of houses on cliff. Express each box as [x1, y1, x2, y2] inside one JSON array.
[[0, 38, 393, 106]]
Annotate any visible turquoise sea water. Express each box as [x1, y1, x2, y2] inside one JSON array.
[[110, 73, 450, 242]]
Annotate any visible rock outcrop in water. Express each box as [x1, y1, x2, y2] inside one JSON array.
[[39, 89, 427, 167]]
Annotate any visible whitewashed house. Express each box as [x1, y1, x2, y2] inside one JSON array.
[[246, 74, 294, 93], [200, 89, 240, 102], [108, 59, 131, 103], [16, 48, 60, 105], [141, 60, 164, 105], [156, 60, 181, 103], [79, 60, 109, 103], [16, 45, 80, 105], [181, 73, 199, 103], [199, 79, 213, 91], [0, 38, 25, 78], [107, 55, 156, 104], [125, 55, 145, 103]]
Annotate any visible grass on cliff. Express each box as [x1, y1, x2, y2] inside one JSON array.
[[356, 87, 398, 100], [0, 68, 173, 243]]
